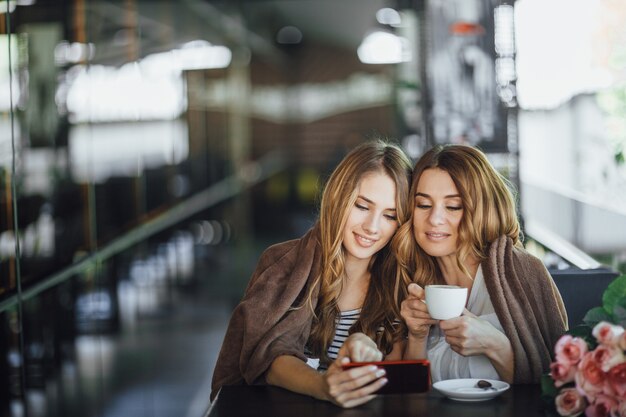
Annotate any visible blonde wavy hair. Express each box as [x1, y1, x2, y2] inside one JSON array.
[[306, 139, 412, 363], [391, 144, 522, 300]]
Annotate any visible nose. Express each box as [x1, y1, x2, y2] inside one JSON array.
[[428, 205, 445, 226], [363, 212, 380, 234]]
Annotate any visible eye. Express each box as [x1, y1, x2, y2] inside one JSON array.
[[384, 214, 397, 221], [355, 203, 368, 211], [447, 206, 462, 211], [416, 203, 431, 210]]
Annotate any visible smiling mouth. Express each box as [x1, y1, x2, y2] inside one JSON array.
[[354, 233, 377, 246], [425, 232, 450, 240]]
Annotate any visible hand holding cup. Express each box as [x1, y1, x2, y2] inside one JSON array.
[[424, 285, 468, 320], [401, 283, 439, 339]]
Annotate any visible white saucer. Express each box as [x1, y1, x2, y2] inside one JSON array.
[[432, 378, 510, 402]]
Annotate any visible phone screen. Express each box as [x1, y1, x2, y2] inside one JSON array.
[[342, 359, 431, 395]]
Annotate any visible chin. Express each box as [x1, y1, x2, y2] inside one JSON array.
[[418, 243, 451, 258]]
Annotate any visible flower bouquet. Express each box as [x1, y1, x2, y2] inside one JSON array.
[[542, 274, 626, 417]]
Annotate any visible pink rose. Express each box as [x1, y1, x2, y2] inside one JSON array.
[[585, 394, 619, 417], [592, 345, 625, 372], [555, 388, 587, 417], [607, 363, 626, 399], [619, 332, 626, 351], [551, 361, 577, 387], [577, 352, 607, 400], [593, 322, 625, 346], [556, 335, 589, 365]]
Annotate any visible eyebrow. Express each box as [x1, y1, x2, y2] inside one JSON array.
[[357, 195, 397, 211], [415, 192, 461, 199]]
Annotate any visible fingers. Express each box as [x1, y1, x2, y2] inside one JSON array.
[[402, 299, 430, 317], [349, 340, 383, 362], [326, 364, 388, 408], [341, 334, 383, 362], [407, 283, 425, 299], [440, 316, 500, 357], [401, 299, 436, 324], [439, 316, 466, 331]]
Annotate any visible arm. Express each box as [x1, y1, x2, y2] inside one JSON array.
[[400, 283, 438, 360], [439, 310, 514, 383], [485, 331, 514, 383], [265, 333, 388, 408], [265, 355, 329, 400]]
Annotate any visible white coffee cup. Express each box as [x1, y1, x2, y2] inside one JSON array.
[[425, 285, 468, 320]]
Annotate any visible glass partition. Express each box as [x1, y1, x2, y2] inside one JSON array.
[[0, 1, 418, 416]]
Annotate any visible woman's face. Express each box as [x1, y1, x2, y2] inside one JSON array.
[[342, 171, 399, 265], [412, 168, 464, 259]]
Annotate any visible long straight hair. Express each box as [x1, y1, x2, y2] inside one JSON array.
[[392, 144, 521, 299], [306, 139, 412, 363]]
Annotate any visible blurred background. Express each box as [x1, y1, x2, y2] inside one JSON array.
[[1, 0, 626, 416]]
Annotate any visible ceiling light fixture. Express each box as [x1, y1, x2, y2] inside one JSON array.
[[357, 31, 411, 64]]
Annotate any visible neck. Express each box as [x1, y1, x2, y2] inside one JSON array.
[[436, 254, 479, 288], [344, 255, 371, 282], [337, 256, 371, 311]]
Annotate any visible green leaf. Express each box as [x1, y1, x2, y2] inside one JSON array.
[[603, 275, 626, 317], [567, 324, 592, 338], [614, 297, 626, 326], [540, 373, 558, 398], [584, 306, 613, 327]]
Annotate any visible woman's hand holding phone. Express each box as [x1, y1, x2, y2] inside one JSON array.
[[322, 333, 387, 408]]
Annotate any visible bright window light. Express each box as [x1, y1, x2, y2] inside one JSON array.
[[357, 31, 411, 64], [65, 63, 185, 123], [0, 1, 17, 14], [0, 34, 18, 111], [515, 0, 611, 109], [64, 41, 231, 122], [175, 41, 232, 71]]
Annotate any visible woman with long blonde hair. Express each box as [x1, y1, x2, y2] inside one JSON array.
[[395, 144, 567, 383], [212, 139, 412, 407]]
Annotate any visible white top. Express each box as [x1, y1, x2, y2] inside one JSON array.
[[426, 265, 503, 382]]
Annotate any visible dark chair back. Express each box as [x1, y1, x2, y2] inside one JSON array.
[[550, 267, 619, 328]]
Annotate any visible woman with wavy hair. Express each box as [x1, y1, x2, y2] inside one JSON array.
[[211, 139, 412, 407], [394, 144, 567, 383]]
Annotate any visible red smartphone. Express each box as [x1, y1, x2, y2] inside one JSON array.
[[342, 359, 431, 395]]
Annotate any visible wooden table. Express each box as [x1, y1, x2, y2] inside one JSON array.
[[207, 384, 548, 417]]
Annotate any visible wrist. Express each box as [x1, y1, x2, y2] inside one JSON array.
[[405, 334, 429, 359], [317, 371, 333, 402], [485, 331, 511, 361], [407, 328, 429, 341]]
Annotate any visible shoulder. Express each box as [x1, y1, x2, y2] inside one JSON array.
[[488, 235, 543, 267], [484, 235, 549, 281], [511, 241, 545, 270]]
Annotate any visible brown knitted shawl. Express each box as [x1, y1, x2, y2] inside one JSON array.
[[482, 235, 568, 383], [210, 226, 321, 401]]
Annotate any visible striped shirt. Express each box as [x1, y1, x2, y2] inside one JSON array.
[[304, 310, 395, 371], [326, 308, 361, 365], [306, 308, 361, 371]]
